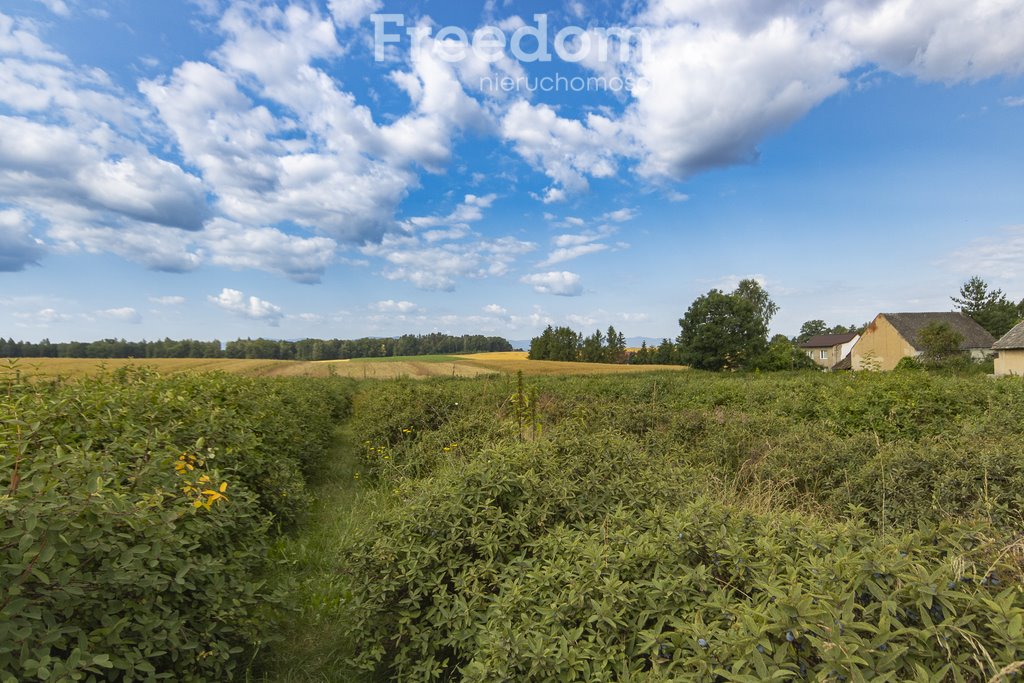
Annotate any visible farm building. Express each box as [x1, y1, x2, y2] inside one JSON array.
[[799, 332, 860, 369], [994, 321, 1024, 377], [850, 312, 995, 371]]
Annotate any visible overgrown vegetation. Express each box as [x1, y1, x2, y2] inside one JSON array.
[[346, 371, 1024, 681], [0, 364, 354, 681]]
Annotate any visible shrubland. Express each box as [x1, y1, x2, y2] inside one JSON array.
[[347, 371, 1024, 681], [0, 365, 354, 681]]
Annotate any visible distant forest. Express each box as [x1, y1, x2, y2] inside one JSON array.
[[1, 334, 513, 360]]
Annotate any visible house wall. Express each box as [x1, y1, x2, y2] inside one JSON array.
[[839, 335, 860, 360], [805, 346, 839, 368], [850, 316, 917, 371], [995, 350, 1024, 377]]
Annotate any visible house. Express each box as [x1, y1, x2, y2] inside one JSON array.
[[993, 320, 1024, 377], [799, 333, 860, 369], [850, 312, 995, 371]]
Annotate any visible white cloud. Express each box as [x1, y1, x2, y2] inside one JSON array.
[[98, 307, 142, 324], [946, 226, 1024, 282], [208, 288, 283, 325], [14, 307, 71, 325], [407, 193, 498, 232], [34, 0, 70, 18], [601, 208, 637, 223], [373, 299, 419, 313], [0, 208, 45, 271], [150, 295, 186, 305], [495, 0, 1024, 195], [521, 271, 584, 296], [502, 100, 626, 199], [484, 303, 507, 315], [0, 13, 67, 61], [1004, 96, 1024, 107], [201, 219, 338, 284], [540, 242, 609, 266], [364, 233, 536, 290], [328, 0, 382, 29]]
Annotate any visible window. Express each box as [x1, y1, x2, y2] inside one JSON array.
[[820, 349, 829, 360]]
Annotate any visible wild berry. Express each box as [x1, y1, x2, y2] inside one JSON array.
[[697, 638, 708, 649]]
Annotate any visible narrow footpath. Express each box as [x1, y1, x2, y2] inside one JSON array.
[[250, 423, 376, 683]]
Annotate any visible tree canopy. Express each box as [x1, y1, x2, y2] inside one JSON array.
[[952, 276, 1022, 339], [677, 279, 778, 371]]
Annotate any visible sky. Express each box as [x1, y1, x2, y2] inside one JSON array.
[[1, 0, 1023, 344]]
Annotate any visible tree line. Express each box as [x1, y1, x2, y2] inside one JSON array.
[[528, 275, 1023, 372], [528, 325, 628, 363], [1, 333, 512, 360]]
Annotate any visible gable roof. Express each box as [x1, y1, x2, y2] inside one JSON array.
[[881, 312, 995, 350], [799, 333, 859, 348], [994, 320, 1024, 350]]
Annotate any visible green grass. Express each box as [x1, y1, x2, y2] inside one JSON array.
[[249, 425, 378, 682]]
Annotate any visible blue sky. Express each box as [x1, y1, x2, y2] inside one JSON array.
[[1, 0, 1023, 343]]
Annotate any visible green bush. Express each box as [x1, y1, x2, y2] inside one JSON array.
[[1, 367, 354, 681], [346, 370, 1024, 681]]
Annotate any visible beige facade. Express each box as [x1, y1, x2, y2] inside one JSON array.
[[995, 350, 1024, 377], [850, 315, 918, 371], [805, 345, 842, 368]]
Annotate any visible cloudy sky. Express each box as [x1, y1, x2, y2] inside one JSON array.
[[1, 0, 1023, 343]]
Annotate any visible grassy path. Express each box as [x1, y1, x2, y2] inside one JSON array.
[[249, 424, 375, 682]]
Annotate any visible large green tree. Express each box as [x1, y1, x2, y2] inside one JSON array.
[[952, 276, 1021, 338], [917, 322, 965, 365], [677, 279, 777, 371]]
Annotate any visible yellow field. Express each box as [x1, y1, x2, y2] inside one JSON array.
[[457, 352, 686, 376], [2, 353, 685, 380]]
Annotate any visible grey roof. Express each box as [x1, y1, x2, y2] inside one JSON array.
[[799, 333, 859, 349], [881, 312, 995, 350], [994, 320, 1024, 350]]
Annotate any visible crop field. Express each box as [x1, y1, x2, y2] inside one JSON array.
[[5, 367, 1024, 681], [2, 352, 685, 380]]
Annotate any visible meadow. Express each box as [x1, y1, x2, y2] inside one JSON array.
[[4, 363, 1024, 681]]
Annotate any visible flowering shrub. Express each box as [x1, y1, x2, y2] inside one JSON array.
[[0, 366, 353, 681]]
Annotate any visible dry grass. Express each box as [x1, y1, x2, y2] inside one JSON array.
[[4, 353, 686, 380], [456, 352, 687, 376]]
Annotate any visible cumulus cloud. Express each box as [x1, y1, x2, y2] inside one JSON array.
[[501, 100, 626, 199], [98, 307, 142, 324], [327, 0, 381, 28], [14, 307, 71, 325], [484, 303, 507, 315], [150, 295, 186, 305], [540, 242, 608, 266], [208, 288, 284, 325], [364, 233, 536, 290], [497, 0, 1024, 197], [201, 219, 338, 284], [601, 208, 637, 223], [373, 299, 419, 313], [521, 271, 584, 296], [0, 208, 45, 271], [34, 0, 70, 17], [539, 227, 618, 267]]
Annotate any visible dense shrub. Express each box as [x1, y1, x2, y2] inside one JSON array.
[[0, 367, 353, 681], [347, 370, 1024, 681]]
